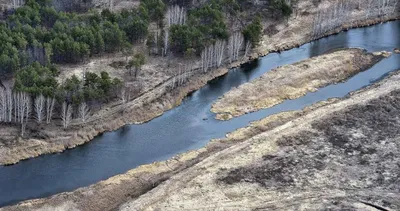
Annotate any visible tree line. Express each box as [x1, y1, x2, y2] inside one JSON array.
[[0, 69, 122, 136], [0, 0, 293, 137], [0, 0, 156, 76], [312, 0, 398, 38]]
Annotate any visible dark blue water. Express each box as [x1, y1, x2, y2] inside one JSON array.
[[0, 20, 399, 207]]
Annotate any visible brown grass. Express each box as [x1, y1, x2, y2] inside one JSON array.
[[211, 48, 387, 120]]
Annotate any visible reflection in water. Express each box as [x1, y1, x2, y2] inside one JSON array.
[[0, 21, 400, 208], [309, 31, 349, 57], [241, 59, 260, 82]]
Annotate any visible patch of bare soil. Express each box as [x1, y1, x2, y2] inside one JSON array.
[[211, 48, 388, 120], [219, 89, 400, 210]]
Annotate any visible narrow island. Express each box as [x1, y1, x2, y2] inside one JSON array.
[[211, 48, 390, 120]]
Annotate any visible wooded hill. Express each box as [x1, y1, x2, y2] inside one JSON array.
[[0, 0, 292, 135]]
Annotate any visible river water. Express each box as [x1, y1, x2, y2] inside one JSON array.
[[0, 20, 399, 207]]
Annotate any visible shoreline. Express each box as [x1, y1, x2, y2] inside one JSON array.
[[211, 48, 389, 120], [3, 69, 400, 210], [1, 12, 400, 209], [120, 69, 400, 210], [0, 7, 399, 165]]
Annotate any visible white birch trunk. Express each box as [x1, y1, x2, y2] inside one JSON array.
[[79, 102, 90, 124], [0, 88, 5, 122], [62, 102, 72, 129], [46, 97, 55, 124], [34, 94, 45, 123]]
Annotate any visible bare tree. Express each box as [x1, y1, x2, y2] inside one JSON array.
[[61, 102, 72, 129], [120, 84, 132, 104], [312, 0, 350, 38], [120, 87, 127, 104], [0, 87, 11, 122], [34, 94, 45, 123], [166, 5, 186, 26], [228, 32, 244, 62], [10, 0, 18, 9], [163, 28, 169, 56], [164, 5, 187, 56], [12, 0, 24, 8], [13, 92, 18, 123], [46, 97, 55, 124], [201, 39, 227, 72], [13, 92, 32, 136], [1, 89, 31, 135], [18, 92, 31, 136], [0, 88, 5, 122], [214, 40, 226, 68], [14, 92, 25, 123], [201, 46, 212, 73], [78, 102, 90, 124], [6, 87, 12, 122], [244, 41, 252, 58], [313, 0, 398, 39]]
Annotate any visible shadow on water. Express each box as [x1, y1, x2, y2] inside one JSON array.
[[0, 20, 399, 207]]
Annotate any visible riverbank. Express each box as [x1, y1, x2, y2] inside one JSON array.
[[211, 48, 389, 120], [119, 70, 400, 211], [2, 70, 400, 211], [0, 0, 398, 166]]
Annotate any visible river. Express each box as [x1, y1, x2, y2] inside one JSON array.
[[0, 20, 399, 207]]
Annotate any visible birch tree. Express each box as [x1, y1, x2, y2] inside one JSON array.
[[201, 46, 212, 73], [34, 94, 45, 123], [200, 39, 227, 73], [20, 93, 31, 136], [0, 88, 5, 122], [10, 0, 24, 9], [6, 87, 12, 122], [0, 87, 11, 122], [46, 97, 55, 124], [244, 41, 252, 58], [312, 0, 350, 38], [120, 87, 127, 104], [228, 32, 244, 63], [13, 92, 31, 136], [164, 5, 187, 56], [314, 0, 398, 38], [78, 102, 90, 124], [163, 28, 169, 56], [166, 5, 186, 26], [214, 40, 226, 68], [61, 102, 72, 129]]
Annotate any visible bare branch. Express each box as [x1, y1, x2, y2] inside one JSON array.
[[34, 94, 45, 123], [46, 97, 55, 124], [0, 88, 5, 122], [79, 102, 90, 124], [61, 102, 73, 129]]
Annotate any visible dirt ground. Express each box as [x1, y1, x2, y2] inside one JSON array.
[[211, 48, 388, 120]]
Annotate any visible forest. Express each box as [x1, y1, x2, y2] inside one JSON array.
[[0, 0, 289, 135]]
